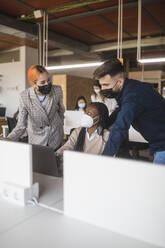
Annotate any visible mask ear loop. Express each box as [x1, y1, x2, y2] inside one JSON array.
[[112, 80, 119, 90], [33, 81, 39, 93]]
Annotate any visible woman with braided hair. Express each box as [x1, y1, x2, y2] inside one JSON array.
[[56, 102, 110, 156]]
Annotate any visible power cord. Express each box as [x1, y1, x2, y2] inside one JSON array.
[[28, 197, 64, 215]]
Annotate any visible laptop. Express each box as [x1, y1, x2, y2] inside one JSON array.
[[64, 110, 84, 135]]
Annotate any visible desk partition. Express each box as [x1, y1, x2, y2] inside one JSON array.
[[0, 140, 39, 205], [0, 140, 32, 187], [64, 151, 165, 248]]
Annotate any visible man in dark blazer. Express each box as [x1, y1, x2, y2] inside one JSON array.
[[93, 58, 165, 165], [8, 65, 65, 151]]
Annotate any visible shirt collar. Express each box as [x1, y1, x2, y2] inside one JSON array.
[[86, 128, 98, 141]]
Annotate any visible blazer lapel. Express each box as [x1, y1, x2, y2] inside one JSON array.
[[29, 87, 49, 122], [44, 90, 54, 117]]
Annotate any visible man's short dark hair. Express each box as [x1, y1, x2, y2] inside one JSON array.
[[93, 58, 124, 80]]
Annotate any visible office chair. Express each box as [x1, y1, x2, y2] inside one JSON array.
[[7, 117, 28, 143], [7, 117, 17, 133], [116, 136, 150, 162], [0, 107, 6, 118], [128, 141, 150, 161]]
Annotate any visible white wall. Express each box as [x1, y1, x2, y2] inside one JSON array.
[[0, 46, 38, 117], [48, 55, 99, 79], [0, 47, 26, 116], [25, 46, 38, 88], [49, 66, 97, 79]]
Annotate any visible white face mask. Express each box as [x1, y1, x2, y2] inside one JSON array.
[[80, 114, 93, 128], [78, 103, 86, 109], [94, 89, 100, 94]]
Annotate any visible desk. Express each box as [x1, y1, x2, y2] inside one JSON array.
[[129, 126, 148, 143], [0, 173, 159, 248]]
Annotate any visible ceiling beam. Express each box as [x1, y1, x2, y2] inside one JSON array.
[[48, 0, 164, 24], [0, 13, 98, 58], [142, 6, 165, 32], [13, 0, 36, 10], [65, 22, 105, 41], [47, 36, 165, 58], [70, 0, 133, 38], [0, 14, 37, 36], [90, 36, 165, 53]]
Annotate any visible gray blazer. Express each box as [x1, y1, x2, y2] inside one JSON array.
[[8, 85, 65, 150]]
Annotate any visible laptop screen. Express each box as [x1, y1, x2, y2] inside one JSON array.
[[64, 110, 84, 135]]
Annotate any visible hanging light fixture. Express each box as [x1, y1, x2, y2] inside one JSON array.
[[46, 62, 103, 70], [137, 0, 165, 64], [138, 58, 165, 63]]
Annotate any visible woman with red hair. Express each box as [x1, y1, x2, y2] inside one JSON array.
[[8, 65, 65, 151]]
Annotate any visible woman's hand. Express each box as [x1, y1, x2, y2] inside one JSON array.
[[0, 135, 11, 141], [0, 135, 7, 140]]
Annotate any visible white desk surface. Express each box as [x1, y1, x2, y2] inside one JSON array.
[[64, 124, 148, 143], [0, 173, 160, 248], [129, 126, 148, 143]]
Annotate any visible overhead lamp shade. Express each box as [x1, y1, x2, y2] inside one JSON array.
[[46, 62, 103, 70], [138, 58, 165, 63]]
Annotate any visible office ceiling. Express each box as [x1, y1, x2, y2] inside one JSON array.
[[0, 0, 165, 63]]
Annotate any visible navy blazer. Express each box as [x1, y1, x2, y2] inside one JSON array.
[[103, 78, 165, 156]]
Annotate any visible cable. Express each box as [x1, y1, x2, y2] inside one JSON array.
[[137, 0, 142, 61], [117, 0, 123, 59], [28, 197, 64, 215], [43, 11, 46, 67], [117, 0, 120, 59], [120, 0, 123, 59], [38, 23, 42, 65], [46, 14, 48, 67]]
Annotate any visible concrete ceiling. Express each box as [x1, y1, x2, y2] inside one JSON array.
[[0, 0, 165, 65]]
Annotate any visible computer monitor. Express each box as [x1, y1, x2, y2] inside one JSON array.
[[0, 107, 6, 117]]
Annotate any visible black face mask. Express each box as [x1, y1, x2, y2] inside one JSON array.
[[100, 80, 121, 99], [101, 88, 119, 99], [38, 83, 52, 95]]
